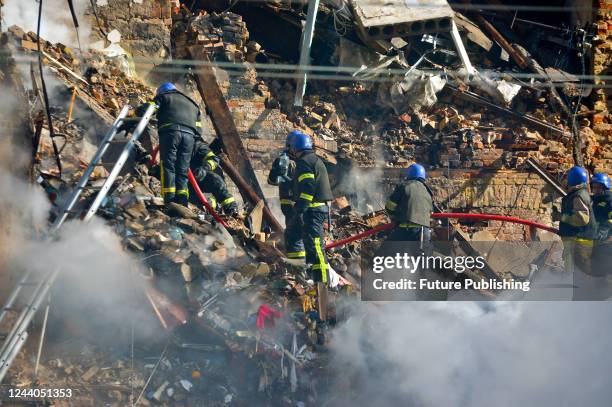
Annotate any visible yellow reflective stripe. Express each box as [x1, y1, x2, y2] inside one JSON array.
[[399, 222, 421, 228], [313, 237, 327, 283], [280, 199, 295, 205], [162, 187, 176, 193], [287, 251, 306, 258], [205, 151, 216, 159], [160, 160, 165, 195], [209, 196, 217, 209], [308, 202, 325, 208], [147, 101, 158, 110], [298, 173, 315, 182], [221, 197, 235, 206], [385, 200, 397, 211], [299, 192, 313, 201], [177, 189, 189, 197], [575, 238, 594, 247], [195, 121, 202, 127], [207, 160, 217, 170]]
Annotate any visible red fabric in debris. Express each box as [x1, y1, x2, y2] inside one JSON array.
[[256, 304, 283, 329]]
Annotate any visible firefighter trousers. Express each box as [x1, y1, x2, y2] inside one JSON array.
[[159, 126, 195, 205], [282, 204, 305, 259], [303, 207, 329, 283], [189, 170, 237, 213]]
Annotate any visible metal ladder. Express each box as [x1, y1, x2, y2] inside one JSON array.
[[0, 103, 156, 382]]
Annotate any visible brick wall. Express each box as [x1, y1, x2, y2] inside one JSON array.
[[89, 0, 172, 76], [381, 169, 557, 240]]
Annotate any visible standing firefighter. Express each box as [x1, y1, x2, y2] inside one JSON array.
[[139, 83, 201, 208], [385, 163, 433, 242], [554, 166, 597, 296], [287, 131, 333, 284], [189, 139, 239, 217], [268, 133, 304, 259], [590, 173, 612, 282]]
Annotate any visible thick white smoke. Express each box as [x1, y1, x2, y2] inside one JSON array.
[[327, 301, 612, 407], [2, 0, 92, 47]]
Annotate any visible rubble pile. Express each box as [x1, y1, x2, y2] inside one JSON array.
[[172, 11, 257, 63], [6, 25, 154, 117]]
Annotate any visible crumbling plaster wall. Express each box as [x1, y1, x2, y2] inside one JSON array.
[[89, 0, 172, 77]]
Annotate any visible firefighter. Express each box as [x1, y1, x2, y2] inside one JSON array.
[[590, 173, 611, 282], [189, 138, 239, 217], [553, 166, 597, 296], [385, 163, 433, 242], [135, 83, 201, 209], [287, 131, 334, 284], [267, 133, 305, 259]]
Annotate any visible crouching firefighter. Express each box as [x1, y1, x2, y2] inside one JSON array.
[[590, 173, 612, 286], [553, 166, 597, 298], [133, 83, 201, 209], [189, 138, 239, 217], [268, 133, 304, 259], [287, 131, 333, 284], [385, 163, 433, 243]]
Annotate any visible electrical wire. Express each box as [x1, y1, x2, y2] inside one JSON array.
[[36, 0, 63, 177]]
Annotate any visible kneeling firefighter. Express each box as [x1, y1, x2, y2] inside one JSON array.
[[267, 132, 305, 259], [189, 138, 239, 217]]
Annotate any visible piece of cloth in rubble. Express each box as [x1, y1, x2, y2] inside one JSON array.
[[376, 70, 446, 114], [256, 304, 283, 329]]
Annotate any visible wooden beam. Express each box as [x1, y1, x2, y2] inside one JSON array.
[[188, 47, 265, 200]]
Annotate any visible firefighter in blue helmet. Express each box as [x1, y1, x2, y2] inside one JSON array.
[[268, 132, 304, 259], [553, 166, 597, 297], [132, 83, 201, 214], [590, 172, 611, 288], [385, 163, 433, 242], [286, 131, 333, 284]]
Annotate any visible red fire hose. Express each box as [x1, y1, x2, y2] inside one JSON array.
[[325, 213, 559, 250], [150, 145, 228, 227]]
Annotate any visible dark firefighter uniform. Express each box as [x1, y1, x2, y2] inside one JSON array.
[[268, 153, 305, 259], [137, 90, 202, 206], [385, 179, 433, 242], [189, 139, 238, 215], [291, 150, 333, 282], [592, 190, 612, 278], [559, 185, 597, 297]]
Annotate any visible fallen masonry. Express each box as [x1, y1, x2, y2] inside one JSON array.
[[0, 0, 610, 404]]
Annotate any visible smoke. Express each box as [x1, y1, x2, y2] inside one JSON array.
[[0, 120, 158, 348], [2, 0, 92, 47], [327, 301, 612, 407]]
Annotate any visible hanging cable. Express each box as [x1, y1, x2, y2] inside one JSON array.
[[66, 0, 83, 54], [36, 0, 63, 177], [89, 0, 108, 39]]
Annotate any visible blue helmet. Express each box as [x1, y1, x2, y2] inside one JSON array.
[[591, 172, 611, 190], [287, 130, 312, 152], [156, 82, 177, 96], [567, 166, 588, 187], [403, 163, 426, 180]]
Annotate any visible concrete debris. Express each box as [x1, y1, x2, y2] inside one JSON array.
[[1, 1, 611, 404]]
